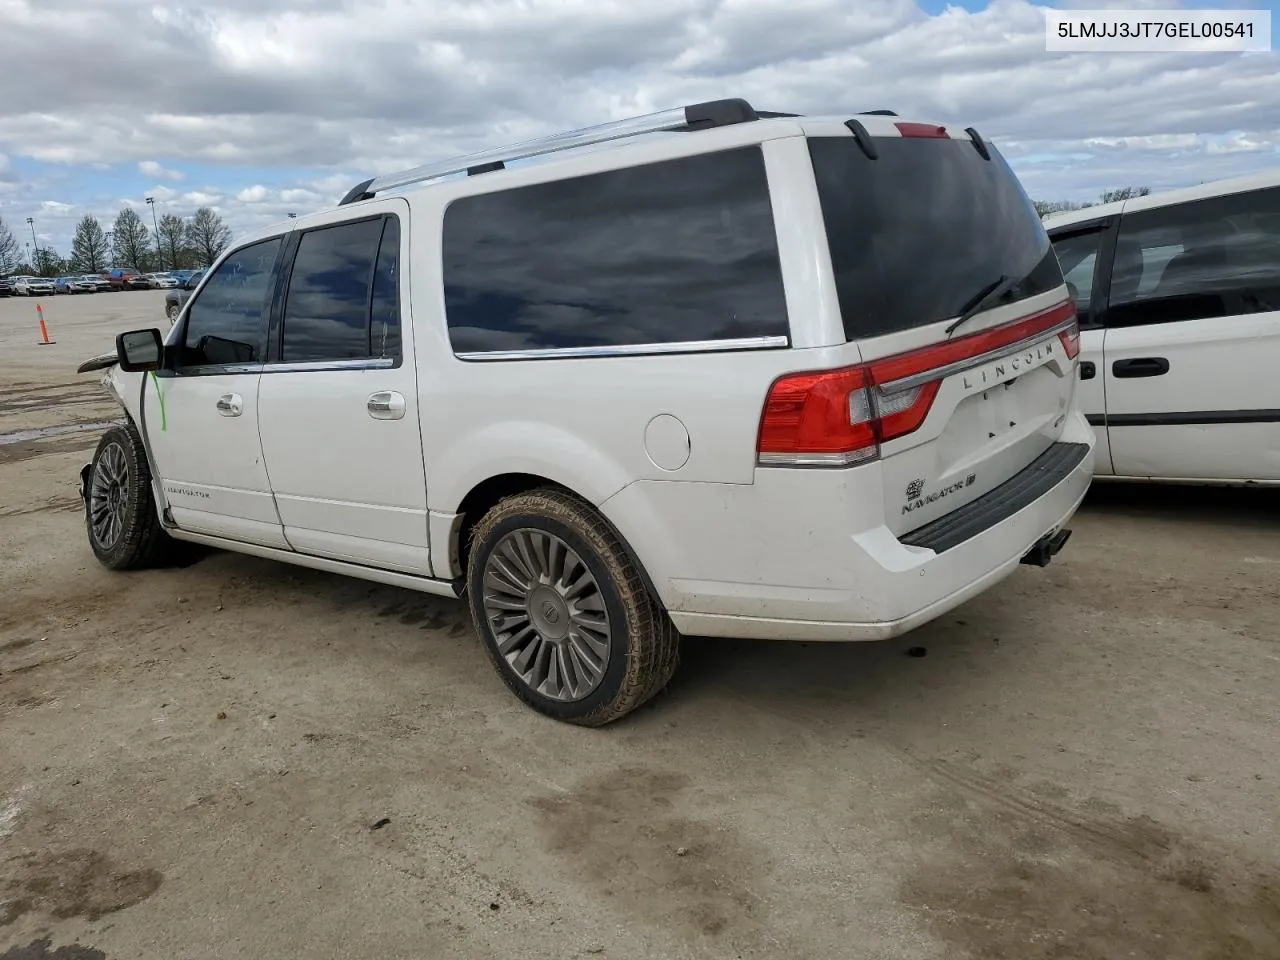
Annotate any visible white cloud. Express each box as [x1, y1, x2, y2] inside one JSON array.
[[138, 159, 185, 181], [1, 0, 1278, 249]]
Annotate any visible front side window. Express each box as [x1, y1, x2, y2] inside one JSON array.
[[441, 147, 789, 354], [1050, 229, 1104, 326], [279, 216, 401, 362], [1108, 187, 1280, 327], [179, 236, 281, 367]]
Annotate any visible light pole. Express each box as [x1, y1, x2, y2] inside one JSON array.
[[25, 218, 40, 275], [145, 197, 161, 271]]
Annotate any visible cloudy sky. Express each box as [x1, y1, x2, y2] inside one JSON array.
[[1, 0, 1278, 258]]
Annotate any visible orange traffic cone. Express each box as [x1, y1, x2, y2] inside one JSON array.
[[36, 303, 56, 345]]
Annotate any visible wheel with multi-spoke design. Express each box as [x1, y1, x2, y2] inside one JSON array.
[[85, 423, 173, 570], [466, 488, 680, 725]]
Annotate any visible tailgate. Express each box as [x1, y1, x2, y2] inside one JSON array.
[[871, 301, 1080, 536]]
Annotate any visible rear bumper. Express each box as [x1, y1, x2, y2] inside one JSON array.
[[606, 414, 1095, 642]]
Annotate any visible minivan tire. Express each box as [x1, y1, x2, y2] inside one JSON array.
[[466, 488, 679, 726], [86, 423, 174, 570]]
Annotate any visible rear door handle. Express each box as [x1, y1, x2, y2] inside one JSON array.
[[367, 391, 406, 420], [1079, 361, 1096, 380], [216, 393, 243, 417], [1112, 357, 1169, 378]]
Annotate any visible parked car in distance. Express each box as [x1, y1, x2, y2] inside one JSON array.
[[146, 272, 178, 289], [54, 276, 76, 294], [11, 275, 55, 296], [1045, 169, 1280, 485], [81, 99, 1093, 725], [0, 278, 13, 297], [102, 268, 149, 291], [163, 269, 204, 322], [73, 275, 111, 292]]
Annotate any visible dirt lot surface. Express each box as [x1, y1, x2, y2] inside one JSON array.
[[2, 292, 1278, 960]]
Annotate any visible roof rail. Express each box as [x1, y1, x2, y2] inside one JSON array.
[[338, 98, 763, 205]]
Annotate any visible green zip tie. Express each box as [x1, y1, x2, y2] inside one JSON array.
[[149, 371, 168, 431]]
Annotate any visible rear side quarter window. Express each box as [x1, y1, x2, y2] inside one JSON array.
[[441, 147, 789, 356]]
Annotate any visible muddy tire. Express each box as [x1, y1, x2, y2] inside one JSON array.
[[85, 423, 174, 570], [466, 488, 680, 726]]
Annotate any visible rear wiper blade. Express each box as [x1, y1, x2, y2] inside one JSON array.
[[945, 274, 1020, 336]]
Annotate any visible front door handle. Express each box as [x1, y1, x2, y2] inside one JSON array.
[[367, 391, 406, 420], [1112, 357, 1170, 378], [216, 393, 243, 417], [1079, 361, 1096, 381]]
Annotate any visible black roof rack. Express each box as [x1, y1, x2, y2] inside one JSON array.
[[338, 98, 762, 204]]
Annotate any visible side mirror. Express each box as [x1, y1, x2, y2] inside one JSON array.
[[116, 328, 165, 372]]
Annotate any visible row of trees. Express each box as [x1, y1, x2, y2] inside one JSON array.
[[1033, 185, 1151, 220], [0, 207, 232, 277]]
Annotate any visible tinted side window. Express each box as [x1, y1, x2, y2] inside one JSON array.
[[370, 217, 401, 359], [281, 218, 386, 362], [180, 237, 281, 367], [1050, 229, 1104, 326], [442, 147, 788, 354], [1108, 187, 1280, 327]]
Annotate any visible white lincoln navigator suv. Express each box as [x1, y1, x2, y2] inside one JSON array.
[[79, 99, 1095, 725]]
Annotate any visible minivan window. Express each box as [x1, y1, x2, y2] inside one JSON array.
[[809, 136, 1063, 341], [179, 236, 281, 367], [1050, 229, 1104, 326], [280, 217, 395, 363], [441, 147, 788, 354], [1107, 187, 1280, 328]]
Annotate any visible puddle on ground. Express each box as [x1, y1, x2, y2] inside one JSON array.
[[0, 421, 121, 446]]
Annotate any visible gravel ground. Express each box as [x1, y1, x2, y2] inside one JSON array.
[[2, 292, 1278, 960]]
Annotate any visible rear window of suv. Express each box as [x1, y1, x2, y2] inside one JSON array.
[[808, 135, 1063, 341]]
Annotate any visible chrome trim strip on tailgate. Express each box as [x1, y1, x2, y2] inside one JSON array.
[[899, 441, 1089, 554], [879, 317, 1076, 395]]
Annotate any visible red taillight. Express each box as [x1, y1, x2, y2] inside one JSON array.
[[757, 300, 1077, 467], [895, 122, 949, 139], [1057, 320, 1081, 360]]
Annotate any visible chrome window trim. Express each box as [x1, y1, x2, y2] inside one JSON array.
[[261, 357, 397, 374], [878, 318, 1075, 395], [454, 335, 789, 362]]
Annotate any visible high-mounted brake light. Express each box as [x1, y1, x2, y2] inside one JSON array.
[[757, 301, 1077, 467], [895, 122, 949, 139]]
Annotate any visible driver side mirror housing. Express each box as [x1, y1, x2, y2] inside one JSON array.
[[116, 328, 165, 372]]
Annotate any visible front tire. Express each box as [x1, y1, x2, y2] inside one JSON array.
[[86, 423, 174, 569], [466, 488, 679, 726]]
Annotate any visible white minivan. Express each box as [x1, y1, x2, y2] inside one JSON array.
[[1046, 172, 1280, 485], [80, 99, 1094, 724]]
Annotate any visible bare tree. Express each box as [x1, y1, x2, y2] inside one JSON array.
[[70, 215, 110, 272], [0, 215, 19, 274], [111, 207, 152, 271], [34, 246, 64, 277], [1099, 186, 1151, 204], [156, 213, 192, 270], [186, 207, 231, 267]]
